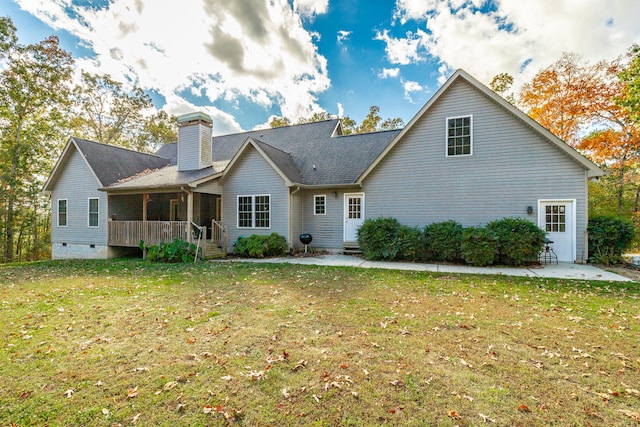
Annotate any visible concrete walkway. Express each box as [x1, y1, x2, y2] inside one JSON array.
[[230, 254, 633, 282]]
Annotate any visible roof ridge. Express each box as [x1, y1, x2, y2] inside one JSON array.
[[72, 137, 169, 160]]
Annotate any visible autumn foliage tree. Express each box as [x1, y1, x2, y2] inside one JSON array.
[[518, 49, 640, 217]]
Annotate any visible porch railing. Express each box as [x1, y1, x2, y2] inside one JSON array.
[[108, 221, 190, 247]]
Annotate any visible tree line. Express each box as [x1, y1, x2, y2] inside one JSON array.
[[1, 12, 639, 263], [0, 17, 177, 263]]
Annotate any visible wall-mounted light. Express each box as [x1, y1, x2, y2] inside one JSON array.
[[527, 206, 533, 215], [332, 191, 338, 198]]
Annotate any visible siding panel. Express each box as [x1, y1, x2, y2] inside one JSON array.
[[363, 79, 589, 261], [50, 148, 108, 245], [222, 148, 289, 251]]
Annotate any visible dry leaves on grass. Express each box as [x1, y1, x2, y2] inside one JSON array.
[[619, 410, 640, 422]]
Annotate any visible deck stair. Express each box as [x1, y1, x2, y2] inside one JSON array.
[[343, 242, 361, 255], [201, 242, 226, 259]]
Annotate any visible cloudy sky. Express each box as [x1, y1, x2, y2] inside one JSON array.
[[3, 0, 640, 134]]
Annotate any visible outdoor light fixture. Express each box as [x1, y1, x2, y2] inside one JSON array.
[[333, 191, 338, 197], [527, 206, 533, 214]]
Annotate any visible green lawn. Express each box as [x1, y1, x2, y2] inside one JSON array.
[[0, 259, 639, 426]]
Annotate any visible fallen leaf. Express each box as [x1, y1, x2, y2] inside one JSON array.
[[619, 409, 640, 422], [176, 403, 186, 412], [517, 404, 531, 413], [101, 408, 109, 416], [220, 375, 233, 381], [127, 386, 138, 398], [203, 405, 214, 414], [281, 388, 290, 398], [163, 381, 178, 391], [389, 380, 405, 387], [479, 413, 496, 423], [448, 409, 460, 419], [131, 413, 141, 424], [64, 389, 74, 398]]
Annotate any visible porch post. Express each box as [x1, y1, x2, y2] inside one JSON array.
[[143, 193, 148, 221], [187, 190, 193, 243]]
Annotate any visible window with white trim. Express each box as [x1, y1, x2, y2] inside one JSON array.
[[314, 195, 326, 215], [237, 195, 270, 228], [57, 199, 67, 227], [446, 115, 472, 156], [88, 198, 99, 227]]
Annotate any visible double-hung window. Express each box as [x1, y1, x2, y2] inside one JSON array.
[[446, 115, 472, 156], [237, 195, 270, 228], [88, 198, 99, 227], [57, 199, 67, 227], [314, 195, 326, 215]]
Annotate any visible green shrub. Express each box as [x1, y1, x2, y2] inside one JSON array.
[[424, 220, 463, 262], [234, 233, 287, 258], [486, 217, 545, 266], [357, 217, 401, 260], [140, 238, 198, 263], [396, 225, 426, 262], [461, 227, 497, 266], [587, 215, 635, 265]]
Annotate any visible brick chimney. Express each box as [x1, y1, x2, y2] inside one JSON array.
[[177, 112, 213, 171]]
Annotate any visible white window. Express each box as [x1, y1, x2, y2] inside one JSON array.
[[57, 199, 67, 227], [237, 195, 270, 229], [446, 115, 472, 156], [314, 195, 326, 215], [88, 198, 99, 227]]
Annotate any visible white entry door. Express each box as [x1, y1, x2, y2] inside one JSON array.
[[539, 200, 575, 262], [344, 193, 364, 242]]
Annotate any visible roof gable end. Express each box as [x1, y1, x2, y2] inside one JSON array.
[[357, 69, 604, 183]]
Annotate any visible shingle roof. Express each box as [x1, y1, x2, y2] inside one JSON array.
[[105, 165, 219, 190], [213, 120, 400, 185], [72, 138, 170, 186], [98, 119, 400, 191]]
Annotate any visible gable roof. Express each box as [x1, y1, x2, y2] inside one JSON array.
[[357, 69, 605, 182], [213, 120, 400, 186], [44, 137, 171, 192]]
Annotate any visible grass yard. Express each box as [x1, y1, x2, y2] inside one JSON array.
[[0, 259, 639, 426]]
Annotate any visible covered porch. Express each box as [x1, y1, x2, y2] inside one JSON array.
[[106, 191, 226, 259]]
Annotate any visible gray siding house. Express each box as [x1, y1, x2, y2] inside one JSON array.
[[44, 70, 604, 262]]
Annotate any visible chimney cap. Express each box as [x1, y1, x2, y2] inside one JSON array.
[[178, 112, 213, 127]]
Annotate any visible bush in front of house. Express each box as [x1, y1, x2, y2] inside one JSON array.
[[140, 238, 198, 263], [460, 226, 498, 266], [486, 217, 545, 266], [424, 220, 464, 262], [397, 225, 427, 261], [234, 233, 287, 258], [357, 217, 401, 260], [587, 215, 635, 265]]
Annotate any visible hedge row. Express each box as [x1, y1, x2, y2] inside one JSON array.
[[357, 217, 546, 267]]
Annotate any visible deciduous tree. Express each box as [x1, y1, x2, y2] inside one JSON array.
[[71, 72, 153, 151], [0, 17, 74, 261]]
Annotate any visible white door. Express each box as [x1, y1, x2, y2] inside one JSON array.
[[539, 200, 575, 262], [344, 193, 364, 242]]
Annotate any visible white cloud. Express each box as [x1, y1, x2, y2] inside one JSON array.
[[379, 67, 400, 79], [402, 79, 424, 102], [374, 29, 428, 65], [337, 30, 352, 44], [388, 0, 640, 89], [15, 0, 331, 129], [337, 102, 344, 117], [294, 0, 329, 16]]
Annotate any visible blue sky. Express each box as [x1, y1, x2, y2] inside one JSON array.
[[3, 0, 640, 135]]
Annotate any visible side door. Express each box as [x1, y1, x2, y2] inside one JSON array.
[[344, 193, 364, 242], [539, 200, 575, 262]]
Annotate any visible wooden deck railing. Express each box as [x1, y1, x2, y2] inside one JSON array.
[[108, 221, 190, 247]]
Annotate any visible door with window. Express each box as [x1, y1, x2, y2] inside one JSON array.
[[539, 200, 575, 262], [344, 193, 364, 242]]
